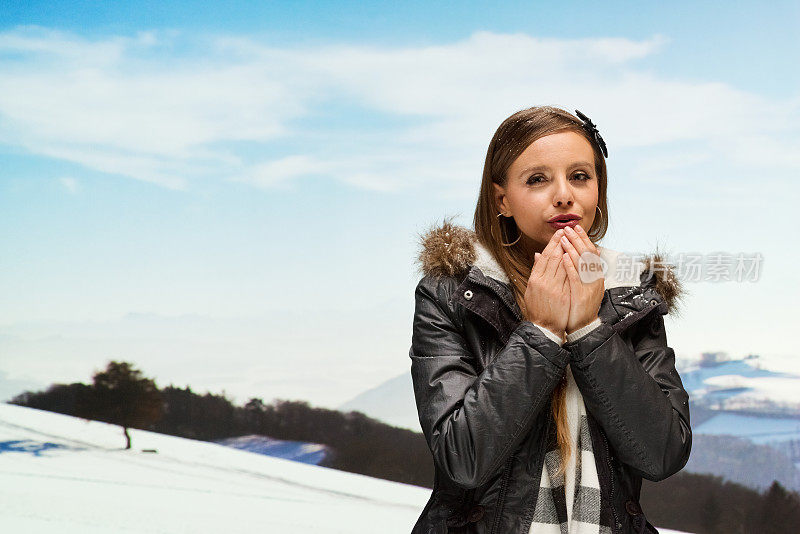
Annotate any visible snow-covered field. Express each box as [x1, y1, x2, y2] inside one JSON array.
[[0, 403, 693, 533], [0, 403, 428, 533]]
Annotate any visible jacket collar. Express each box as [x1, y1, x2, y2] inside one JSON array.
[[415, 217, 684, 316]]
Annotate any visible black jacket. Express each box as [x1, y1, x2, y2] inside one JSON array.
[[409, 220, 691, 534]]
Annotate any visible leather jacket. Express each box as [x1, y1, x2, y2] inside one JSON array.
[[409, 221, 692, 534]]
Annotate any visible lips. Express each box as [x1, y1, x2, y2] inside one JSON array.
[[548, 214, 580, 223], [548, 214, 582, 231]]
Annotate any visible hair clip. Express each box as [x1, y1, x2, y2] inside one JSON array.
[[575, 109, 608, 158]]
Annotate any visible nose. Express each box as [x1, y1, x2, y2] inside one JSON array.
[[553, 176, 574, 207]]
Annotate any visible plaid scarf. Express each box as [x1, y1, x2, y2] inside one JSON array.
[[530, 364, 615, 533]]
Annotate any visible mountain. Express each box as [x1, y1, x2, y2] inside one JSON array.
[[685, 434, 800, 492], [337, 371, 421, 433]]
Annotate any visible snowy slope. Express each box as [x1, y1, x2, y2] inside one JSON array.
[[0, 403, 427, 533], [0, 403, 693, 533]]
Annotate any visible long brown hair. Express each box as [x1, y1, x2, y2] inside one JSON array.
[[473, 105, 609, 477]]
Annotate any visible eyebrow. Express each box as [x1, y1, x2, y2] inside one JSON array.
[[518, 161, 594, 178]]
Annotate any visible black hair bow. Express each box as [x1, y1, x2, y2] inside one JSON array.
[[575, 109, 608, 158]]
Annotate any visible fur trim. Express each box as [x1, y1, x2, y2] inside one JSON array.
[[641, 246, 685, 317], [415, 216, 477, 279], [415, 217, 684, 315]]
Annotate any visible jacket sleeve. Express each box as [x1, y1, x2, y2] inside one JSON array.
[[409, 274, 570, 490], [564, 308, 692, 482]]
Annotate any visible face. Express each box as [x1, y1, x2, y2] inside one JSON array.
[[493, 130, 599, 255]]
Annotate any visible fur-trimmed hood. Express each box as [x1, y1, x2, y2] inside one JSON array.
[[414, 217, 684, 316]]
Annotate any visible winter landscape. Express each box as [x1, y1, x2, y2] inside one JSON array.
[[2, 1, 798, 532], [0, 401, 427, 533]]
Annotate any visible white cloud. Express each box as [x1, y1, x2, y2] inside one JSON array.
[[231, 154, 327, 189], [0, 26, 796, 196]]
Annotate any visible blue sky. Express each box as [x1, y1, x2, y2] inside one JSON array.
[[1, 1, 798, 408]]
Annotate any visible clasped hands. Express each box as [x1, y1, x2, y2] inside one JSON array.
[[523, 224, 605, 343]]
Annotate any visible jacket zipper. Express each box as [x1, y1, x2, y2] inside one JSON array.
[[489, 453, 515, 534], [604, 432, 621, 534]]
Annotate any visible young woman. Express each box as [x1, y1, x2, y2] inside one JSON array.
[[409, 106, 691, 534]]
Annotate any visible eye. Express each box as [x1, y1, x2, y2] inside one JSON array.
[[526, 172, 591, 185]]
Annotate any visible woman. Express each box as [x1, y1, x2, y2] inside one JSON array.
[[409, 106, 691, 534]]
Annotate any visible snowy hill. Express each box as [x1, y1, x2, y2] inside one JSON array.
[[0, 402, 693, 533], [679, 353, 800, 415], [0, 403, 427, 533]]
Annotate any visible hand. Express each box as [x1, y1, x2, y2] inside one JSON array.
[[558, 224, 605, 335], [524, 228, 571, 339]]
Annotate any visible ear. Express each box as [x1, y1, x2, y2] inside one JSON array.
[[493, 182, 509, 215]]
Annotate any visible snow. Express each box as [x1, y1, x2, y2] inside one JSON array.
[[0, 403, 427, 533], [680, 356, 800, 408], [0, 403, 694, 533]]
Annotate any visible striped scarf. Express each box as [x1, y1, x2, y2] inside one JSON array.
[[530, 364, 615, 533]]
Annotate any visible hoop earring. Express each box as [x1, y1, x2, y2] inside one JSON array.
[[594, 205, 603, 231], [587, 205, 602, 239], [495, 212, 521, 247]]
